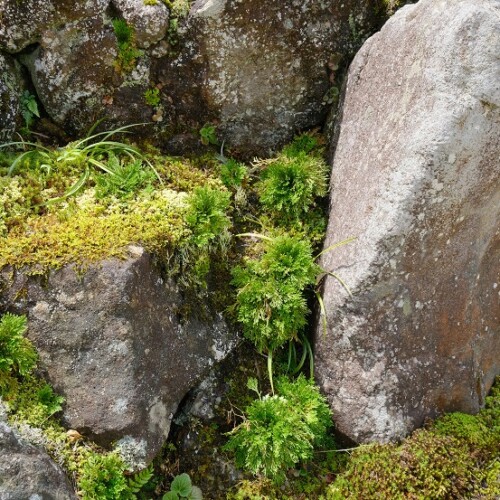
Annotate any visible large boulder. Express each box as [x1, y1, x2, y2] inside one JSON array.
[[315, 0, 500, 443], [1, 246, 237, 466], [0, 0, 381, 154], [0, 406, 77, 499]]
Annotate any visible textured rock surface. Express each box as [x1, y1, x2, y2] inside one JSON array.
[[1, 246, 237, 465], [113, 0, 169, 49], [20, 16, 118, 131], [0, 409, 77, 499], [0, 0, 109, 53], [0, 52, 24, 142], [315, 0, 500, 443], [0, 0, 381, 154]]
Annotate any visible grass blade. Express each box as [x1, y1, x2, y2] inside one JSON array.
[[315, 236, 356, 259]]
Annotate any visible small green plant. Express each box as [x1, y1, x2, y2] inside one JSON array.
[[20, 90, 40, 130], [225, 375, 332, 484], [185, 186, 231, 249], [0, 313, 37, 391], [94, 154, 155, 199], [219, 158, 248, 189], [112, 18, 142, 72], [0, 124, 160, 203], [79, 452, 130, 499], [232, 234, 319, 354], [256, 149, 328, 220], [199, 124, 219, 146], [163, 473, 203, 500], [144, 87, 161, 107]]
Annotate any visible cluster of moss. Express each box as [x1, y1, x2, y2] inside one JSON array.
[[223, 378, 500, 499], [0, 149, 225, 274], [326, 382, 500, 499]]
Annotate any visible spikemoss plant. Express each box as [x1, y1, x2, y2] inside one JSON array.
[[232, 234, 319, 353], [224, 375, 332, 484], [255, 133, 328, 222]]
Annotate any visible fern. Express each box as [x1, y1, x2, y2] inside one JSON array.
[[127, 464, 154, 493]]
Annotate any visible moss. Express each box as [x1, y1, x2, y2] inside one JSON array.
[[0, 150, 228, 273], [326, 377, 500, 500], [0, 190, 189, 272]]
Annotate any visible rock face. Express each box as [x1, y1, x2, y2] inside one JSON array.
[[315, 0, 500, 443], [1, 246, 237, 466], [0, 411, 77, 499], [0, 0, 381, 155], [0, 52, 24, 142]]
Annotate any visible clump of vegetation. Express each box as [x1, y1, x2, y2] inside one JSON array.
[[219, 158, 248, 189], [20, 90, 40, 132], [199, 124, 219, 146], [232, 233, 319, 354], [79, 453, 153, 499], [144, 87, 161, 107], [326, 378, 500, 499], [185, 186, 231, 249], [163, 473, 203, 500], [225, 375, 332, 484], [0, 313, 37, 393], [94, 154, 155, 199], [112, 18, 142, 73], [255, 133, 328, 222]]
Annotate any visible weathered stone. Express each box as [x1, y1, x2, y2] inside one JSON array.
[[112, 0, 169, 49], [1, 246, 237, 466], [0, 408, 77, 499], [155, 0, 380, 156], [315, 0, 500, 443], [0, 0, 382, 155], [0, 52, 24, 142], [20, 15, 118, 133], [0, 0, 109, 53]]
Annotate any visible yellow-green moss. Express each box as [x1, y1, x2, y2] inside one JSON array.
[[0, 152, 226, 273]]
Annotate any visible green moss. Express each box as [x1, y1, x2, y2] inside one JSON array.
[[112, 18, 142, 73], [326, 378, 500, 499], [0, 149, 228, 273], [0, 190, 189, 272]]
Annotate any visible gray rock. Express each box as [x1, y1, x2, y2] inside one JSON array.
[[315, 0, 500, 443], [0, 414, 76, 499], [1, 246, 237, 466], [20, 15, 118, 134], [0, 0, 381, 154], [0, 0, 109, 53], [0, 52, 23, 142], [156, 0, 379, 156], [112, 0, 169, 49]]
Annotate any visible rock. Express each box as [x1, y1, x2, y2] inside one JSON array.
[[314, 0, 500, 443], [155, 0, 380, 156], [0, 408, 77, 499], [0, 0, 109, 53], [0, 52, 24, 142], [20, 15, 118, 134], [1, 246, 237, 466], [112, 0, 169, 49], [0, 0, 382, 154]]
